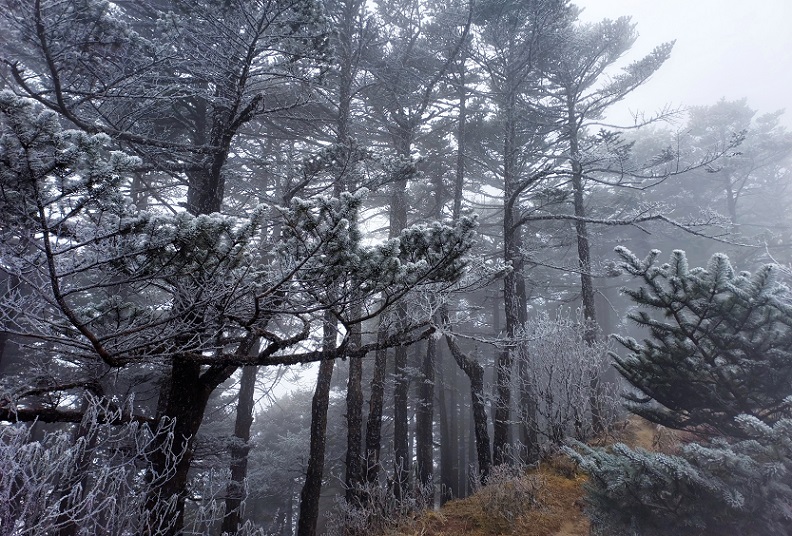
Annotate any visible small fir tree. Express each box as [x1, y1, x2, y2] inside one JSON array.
[[567, 248, 792, 535]]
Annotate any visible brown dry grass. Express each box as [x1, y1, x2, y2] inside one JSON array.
[[386, 417, 670, 536], [387, 466, 589, 536]]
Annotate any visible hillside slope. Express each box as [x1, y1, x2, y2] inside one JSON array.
[[389, 417, 662, 536]]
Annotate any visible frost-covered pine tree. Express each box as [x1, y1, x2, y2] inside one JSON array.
[[567, 248, 792, 535]]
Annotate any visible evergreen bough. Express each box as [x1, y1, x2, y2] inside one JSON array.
[[567, 248, 792, 535]]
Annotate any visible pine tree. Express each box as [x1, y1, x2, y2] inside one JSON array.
[[568, 248, 792, 535]]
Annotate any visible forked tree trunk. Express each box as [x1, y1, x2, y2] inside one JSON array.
[[442, 314, 491, 484]]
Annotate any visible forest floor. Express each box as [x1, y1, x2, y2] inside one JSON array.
[[388, 417, 660, 536]]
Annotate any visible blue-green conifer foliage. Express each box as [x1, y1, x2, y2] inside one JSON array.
[[568, 248, 792, 535]]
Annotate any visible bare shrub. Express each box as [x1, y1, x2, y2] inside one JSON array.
[[0, 395, 271, 536], [472, 464, 544, 523], [325, 474, 435, 536], [0, 396, 181, 535], [518, 311, 623, 449]]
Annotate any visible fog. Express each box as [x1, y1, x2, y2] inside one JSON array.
[[1, 1, 791, 535], [577, 0, 792, 126]]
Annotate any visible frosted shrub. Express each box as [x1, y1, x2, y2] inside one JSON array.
[[325, 475, 434, 536], [0, 397, 181, 536], [519, 311, 621, 448], [473, 463, 544, 523]]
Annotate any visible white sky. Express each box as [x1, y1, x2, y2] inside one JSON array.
[[574, 0, 792, 126]]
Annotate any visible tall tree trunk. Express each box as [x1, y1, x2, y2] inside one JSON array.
[[566, 95, 603, 434], [495, 94, 531, 465], [453, 62, 467, 219], [393, 339, 410, 499], [364, 323, 388, 484], [222, 365, 258, 535], [517, 351, 539, 463], [144, 149, 239, 535], [438, 356, 457, 502], [344, 314, 364, 502], [442, 315, 491, 484], [456, 368, 467, 496], [439, 63, 493, 482], [297, 317, 337, 536], [415, 337, 435, 487], [390, 127, 412, 498]]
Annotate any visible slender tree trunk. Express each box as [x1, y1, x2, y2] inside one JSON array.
[[415, 337, 435, 487], [456, 369, 467, 495], [436, 347, 449, 503], [517, 352, 539, 463], [453, 63, 467, 219], [390, 128, 412, 498], [438, 357, 456, 502], [443, 322, 491, 484], [566, 95, 603, 434], [333, 0, 368, 505], [447, 364, 461, 499], [495, 94, 529, 465], [364, 323, 388, 484], [297, 316, 337, 536], [222, 365, 258, 535], [393, 340, 410, 499], [344, 314, 364, 502]]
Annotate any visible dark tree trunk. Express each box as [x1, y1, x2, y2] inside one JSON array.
[[456, 368, 467, 495], [364, 326, 388, 483], [453, 62, 467, 219], [442, 317, 491, 485], [333, 0, 367, 505], [145, 359, 216, 536], [495, 95, 532, 465], [393, 341, 410, 498], [438, 356, 456, 503], [143, 138, 240, 535], [390, 126, 412, 499], [517, 351, 539, 463], [566, 95, 603, 434], [222, 365, 258, 535], [297, 318, 336, 536], [0, 273, 21, 376], [415, 336, 436, 487], [344, 316, 364, 502]]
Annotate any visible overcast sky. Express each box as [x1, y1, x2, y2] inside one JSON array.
[[573, 0, 792, 126]]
